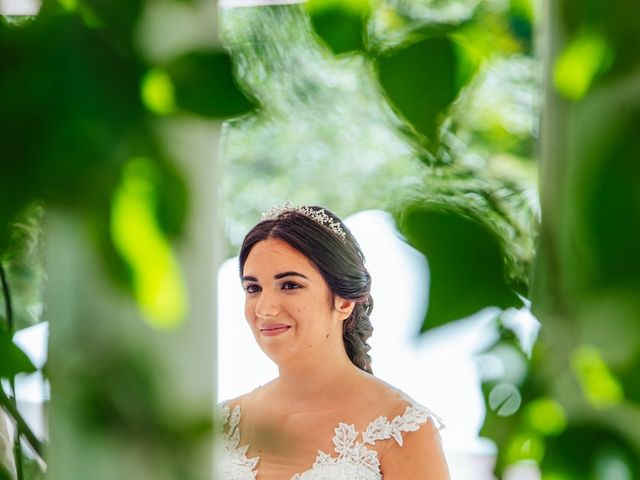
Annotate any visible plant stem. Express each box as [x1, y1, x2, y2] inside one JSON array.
[[13, 414, 23, 480], [0, 263, 26, 479], [0, 388, 45, 463], [0, 263, 13, 331]]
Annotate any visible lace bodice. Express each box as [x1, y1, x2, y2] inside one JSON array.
[[218, 401, 444, 480]]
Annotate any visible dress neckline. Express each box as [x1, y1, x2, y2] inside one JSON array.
[[219, 401, 444, 480]]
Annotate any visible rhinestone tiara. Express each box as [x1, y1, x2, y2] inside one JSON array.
[[261, 201, 347, 239]]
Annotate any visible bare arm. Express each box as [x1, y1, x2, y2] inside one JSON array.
[[380, 417, 450, 480]]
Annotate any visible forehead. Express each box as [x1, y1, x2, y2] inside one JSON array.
[[243, 238, 319, 276]]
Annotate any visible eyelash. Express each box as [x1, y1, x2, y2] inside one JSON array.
[[282, 281, 301, 290], [244, 281, 302, 294]]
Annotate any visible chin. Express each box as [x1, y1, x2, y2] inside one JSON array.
[[259, 345, 296, 366]]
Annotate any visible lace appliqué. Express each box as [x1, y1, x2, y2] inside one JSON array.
[[218, 403, 443, 480], [364, 404, 444, 446], [220, 404, 259, 480], [291, 404, 444, 480]]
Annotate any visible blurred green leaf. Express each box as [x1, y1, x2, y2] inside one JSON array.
[[398, 200, 523, 329], [559, 0, 639, 81], [1, 205, 46, 331], [78, 0, 144, 43], [575, 293, 640, 398], [570, 345, 625, 409], [0, 327, 36, 378], [573, 112, 640, 291], [152, 158, 189, 239], [505, 431, 544, 464], [621, 357, 640, 405], [553, 28, 612, 101], [166, 50, 255, 117], [524, 397, 568, 436], [141, 68, 177, 115], [306, 0, 369, 54], [0, 12, 148, 208], [0, 466, 12, 480], [377, 36, 460, 143], [110, 158, 188, 328], [508, 0, 534, 52], [543, 427, 638, 479]]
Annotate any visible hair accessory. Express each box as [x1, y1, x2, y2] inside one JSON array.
[[262, 201, 347, 239]]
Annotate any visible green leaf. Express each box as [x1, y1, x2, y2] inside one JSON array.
[[398, 202, 523, 329], [571, 103, 640, 293], [0, 327, 37, 378], [166, 50, 255, 118], [307, 0, 368, 54], [377, 36, 460, 143], [79, 0, 145, 42], [0, 13, 148, 209], [0, 465, 14, 480], [541, 426, 638, 479]]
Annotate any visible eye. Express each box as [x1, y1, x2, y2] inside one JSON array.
[[244, 284, 261, 294], [282, 281, 301, 290]]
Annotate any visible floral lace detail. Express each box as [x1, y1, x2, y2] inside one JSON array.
[[363, 404, 444, 446], [289, 422, 380, 480], [291, 404, 444, 480], [219, 404, 259, 480], [219, 402, 443, 480]]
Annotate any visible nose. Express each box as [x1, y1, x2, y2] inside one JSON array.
[[254, 288, 280, 320]]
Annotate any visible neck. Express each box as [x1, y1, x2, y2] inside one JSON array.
[[274, 342, 365, 405]]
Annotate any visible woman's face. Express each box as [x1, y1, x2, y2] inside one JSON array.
[[241, 237, 349, 364]]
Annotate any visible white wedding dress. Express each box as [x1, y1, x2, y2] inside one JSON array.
[[219, 401, 444, 480]]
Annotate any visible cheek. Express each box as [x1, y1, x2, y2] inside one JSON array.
[[244, 298, 255, 321], [292, 301, 307, 317]]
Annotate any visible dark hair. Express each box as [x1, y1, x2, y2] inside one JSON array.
[[239, 206, 374, 374]]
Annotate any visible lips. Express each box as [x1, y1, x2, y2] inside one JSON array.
[[259, 323, 292, 336], [260, 323, 291, 332]]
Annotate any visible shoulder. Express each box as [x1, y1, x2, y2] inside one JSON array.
[[219, 379, 277, 409], [362, 380, 445, 445], [373, 394, 448, 479], [218, 380, 279, 426], [218, 392, 248, 411], [379, 412, 449, 480], [358, 377, 448, 479], [355, 373, 434, 419], [218, 393, 246, 420], [355, 374, 445, 437]]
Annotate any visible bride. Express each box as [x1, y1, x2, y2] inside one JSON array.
[[219, 203, 450, 479]]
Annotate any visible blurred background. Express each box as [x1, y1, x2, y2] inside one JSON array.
[[1, 0, 639, 479]]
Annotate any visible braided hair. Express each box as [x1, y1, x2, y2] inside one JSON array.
[[239, 206, 374, 374]]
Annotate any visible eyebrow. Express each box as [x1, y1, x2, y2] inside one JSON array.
[[241, 271, 309, 282]]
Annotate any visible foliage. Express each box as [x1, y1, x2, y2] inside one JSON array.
[[221, 0, 538, 322], [1, 0, 638, 478], [362, 0, 640, 476], [507, 0, 640, 476], [219, 5, 421, 253], [1, 0, 251, 478], [0, 328, 36, 379]]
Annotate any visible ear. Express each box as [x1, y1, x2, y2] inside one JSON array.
[[334, 297, 355, 320]]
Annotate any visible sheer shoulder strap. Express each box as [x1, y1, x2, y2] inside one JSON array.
[[363, 403, 444, 446]]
